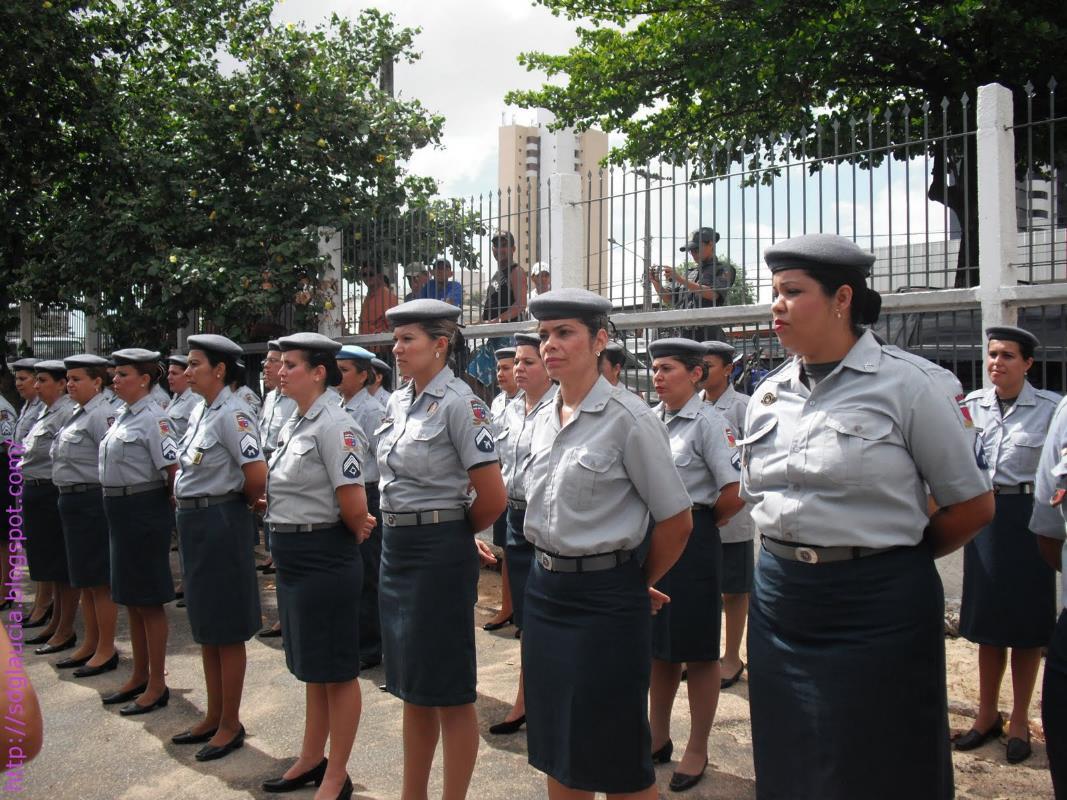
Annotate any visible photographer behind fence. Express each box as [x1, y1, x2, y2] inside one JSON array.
[[649, 227, 734, 341]]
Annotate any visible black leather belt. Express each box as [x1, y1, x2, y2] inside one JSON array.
[[507, 498, 527, 511], [175, 492, 243, 510], [57, 483, 100, 495], [535, 547, 633, 573], [382, 508, 467, 527], [994, 483, 1034, 495], [102, 482, 165, 497], [761, 536, 901, 564], [25, 478, 53, 488], [268, 522, 342, 533], [692, 503, 712, 511]]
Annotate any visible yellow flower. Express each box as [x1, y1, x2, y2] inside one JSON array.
[[43, 1, 53, 7], [168, 255, 178, 264], [228, 103, 237, 112], [375, 154, 386, 164], [294, 102, 302, 111], [209, 210, 217, 221], [188, 188, 198, 198], [267, 106, 277, 115], [317, 138, 327, 148]]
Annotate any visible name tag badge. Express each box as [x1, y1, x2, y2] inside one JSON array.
[[192, 450, 204, 465]]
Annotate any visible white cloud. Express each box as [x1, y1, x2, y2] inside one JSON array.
[[274, 0, 579, 197]]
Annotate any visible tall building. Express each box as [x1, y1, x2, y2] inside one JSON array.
[[497, 110, 610, 292]]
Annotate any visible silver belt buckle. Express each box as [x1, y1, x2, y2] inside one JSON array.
[[795, 546, 819, 564], [386, 513, 397, 526], [430, 510, 441, 524], [539, 551, 553, 571]]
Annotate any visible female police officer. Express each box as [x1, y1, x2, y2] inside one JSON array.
[[521, 288, 693, 800], [259, 333, 374, 800], [376, 299, 505, 800], [22, 360, 78, 654], [171, 334, 266, 761], [488, 331, 557, 736], [740, 233, 994, 799], [484, 345, 520, 632], [98, 348, 179, 713], [647, 337, 742, 793], [956, 326, 1060, 763], [51, 354, 119, 677]]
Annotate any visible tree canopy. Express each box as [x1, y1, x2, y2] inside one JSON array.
[[2, 0, 452, 347], [507, 0, 1067, 286]]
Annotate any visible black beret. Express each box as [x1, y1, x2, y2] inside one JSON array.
[[702, 340, 736, 359], [187, 334, 244, 359], [529, 288, 612, 321], [63, 354, 110, 370], [680, 227, 720, 251], [647, 337, 706, 361], [278, 332, 342, 355], [513, 332, 540, 348], [764, 233, 876, 276], [385, 298, 462, 327], [34, 359, 68, 377], [10, 357, 40, 371], [111, 348, 161, 366], [494, 347, 516, 361], [985, 326, 1040, 350]]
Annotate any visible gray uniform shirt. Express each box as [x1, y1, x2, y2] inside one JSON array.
[[260, 388, 297, 453], [342, 389, 385, 484], [499, 385, 557, 501], [232, 385, 262, 417], [102, 387, 123, 409], [0, 396, 16, 444], [704, 385, 755, 544], [167, 389, 198, 442], [523, 376, 692, 556], [14, 397, 43, 447], [740, 330, 992, 548], [51, 393, 112, 486], [655, 393, 738, 508], [964, 381, 1061, 486], [99, 394, 179, 486], [491, 390, 520, 437], [371, 388, 392, 409], [150, 383, 171, 410], [175, 387, 264, 498], [1030, 396, 1067, 598], [377, 367, 497, 512], [20, 395, 76, 480], [266, 391, 367, 525]]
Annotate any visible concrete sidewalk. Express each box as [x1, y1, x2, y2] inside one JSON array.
[[13, 556, 1053, 799]]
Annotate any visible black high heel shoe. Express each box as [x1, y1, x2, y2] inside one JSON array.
[[262, 757, 328, 793], [195, 725, 245, 761], [120, 686, 169, 716], [488, 714, 526, 735], [669, 757, 708, 792], [651, 738, 674, 764]]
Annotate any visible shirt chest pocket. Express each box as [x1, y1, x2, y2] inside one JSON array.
[[564, 447, 619, 509], [59, 428, 96, 463], [276, 437, 317, 483], [188, 432, 223, 468], [819, 412, 895, 486], [397, 419, 447, 469], [1003, 430, 1045, 475]]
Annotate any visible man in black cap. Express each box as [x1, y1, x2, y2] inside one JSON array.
[[649, 227, 734, 340]]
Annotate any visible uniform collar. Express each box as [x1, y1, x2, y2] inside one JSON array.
[[979, 381, 1035, 408], [45, 394, 74, 414], [657, 391, 704, 421], [344, 387, 372, 410], [766, 328, 883, 387], [208, 386, 234, 411], [411, 366, 454, 401], [526, 383, 557, 414], [301, 390, 333, 421], [554, 375, 614, 416], [80, 392, 106, 413], [705, 383, 735, 407]]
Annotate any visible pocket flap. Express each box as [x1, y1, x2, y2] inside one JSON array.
[[409, 421, 446, 442], [736, 418, 777, 446], [824, 412, 893, 441], [289, 437, 316, 456], [1012, 431, 1045, 448], [575, 448, 615, 473]]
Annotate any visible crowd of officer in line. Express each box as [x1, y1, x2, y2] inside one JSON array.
[[3, 231, 1067, 800]]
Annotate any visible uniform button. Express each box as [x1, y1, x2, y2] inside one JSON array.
[[808, 400, 816, 407]]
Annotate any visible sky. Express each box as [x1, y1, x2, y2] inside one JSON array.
[[272, 0, 581, 198]]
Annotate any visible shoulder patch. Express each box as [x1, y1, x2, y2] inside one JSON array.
[[470, 398, 489, 424], [158, 419, 172, 437], [955, 394, 975, 428], [342, 452, 361, 479], [474, 427, 495, 453], [724, 426, 737, 448], [161, 436, 177, 461], [342, 429, 358, 450], [239, 432, 261, 458], [235, 411, 254, 432]]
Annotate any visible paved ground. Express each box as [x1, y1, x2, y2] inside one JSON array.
[[10, 546, 1056, 799]]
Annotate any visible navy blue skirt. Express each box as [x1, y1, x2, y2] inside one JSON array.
[[721, 539, 755, 594], [359, 483, 382, 663], [960, 494, 1056, 648], [380, 518, 478, 706], [1042, 610, 1067, 799], [176, 500, 261, 645], [652, 508, 721, 663], [104, 489, 175, 606], [58, 488, 110, 588], [523, 556, 654, 794], [504, 507, 533, 628], [749, 542, 952, 800], [272, 525, 362, 683], [23, 482, 68, 582]]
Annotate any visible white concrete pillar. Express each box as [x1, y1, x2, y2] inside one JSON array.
[[317, 228, 345, 337], [549, 172, 584, 291], [976, 82, 1018, 387]]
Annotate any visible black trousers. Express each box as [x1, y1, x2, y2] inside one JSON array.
[[358, 482, 382, 662]]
